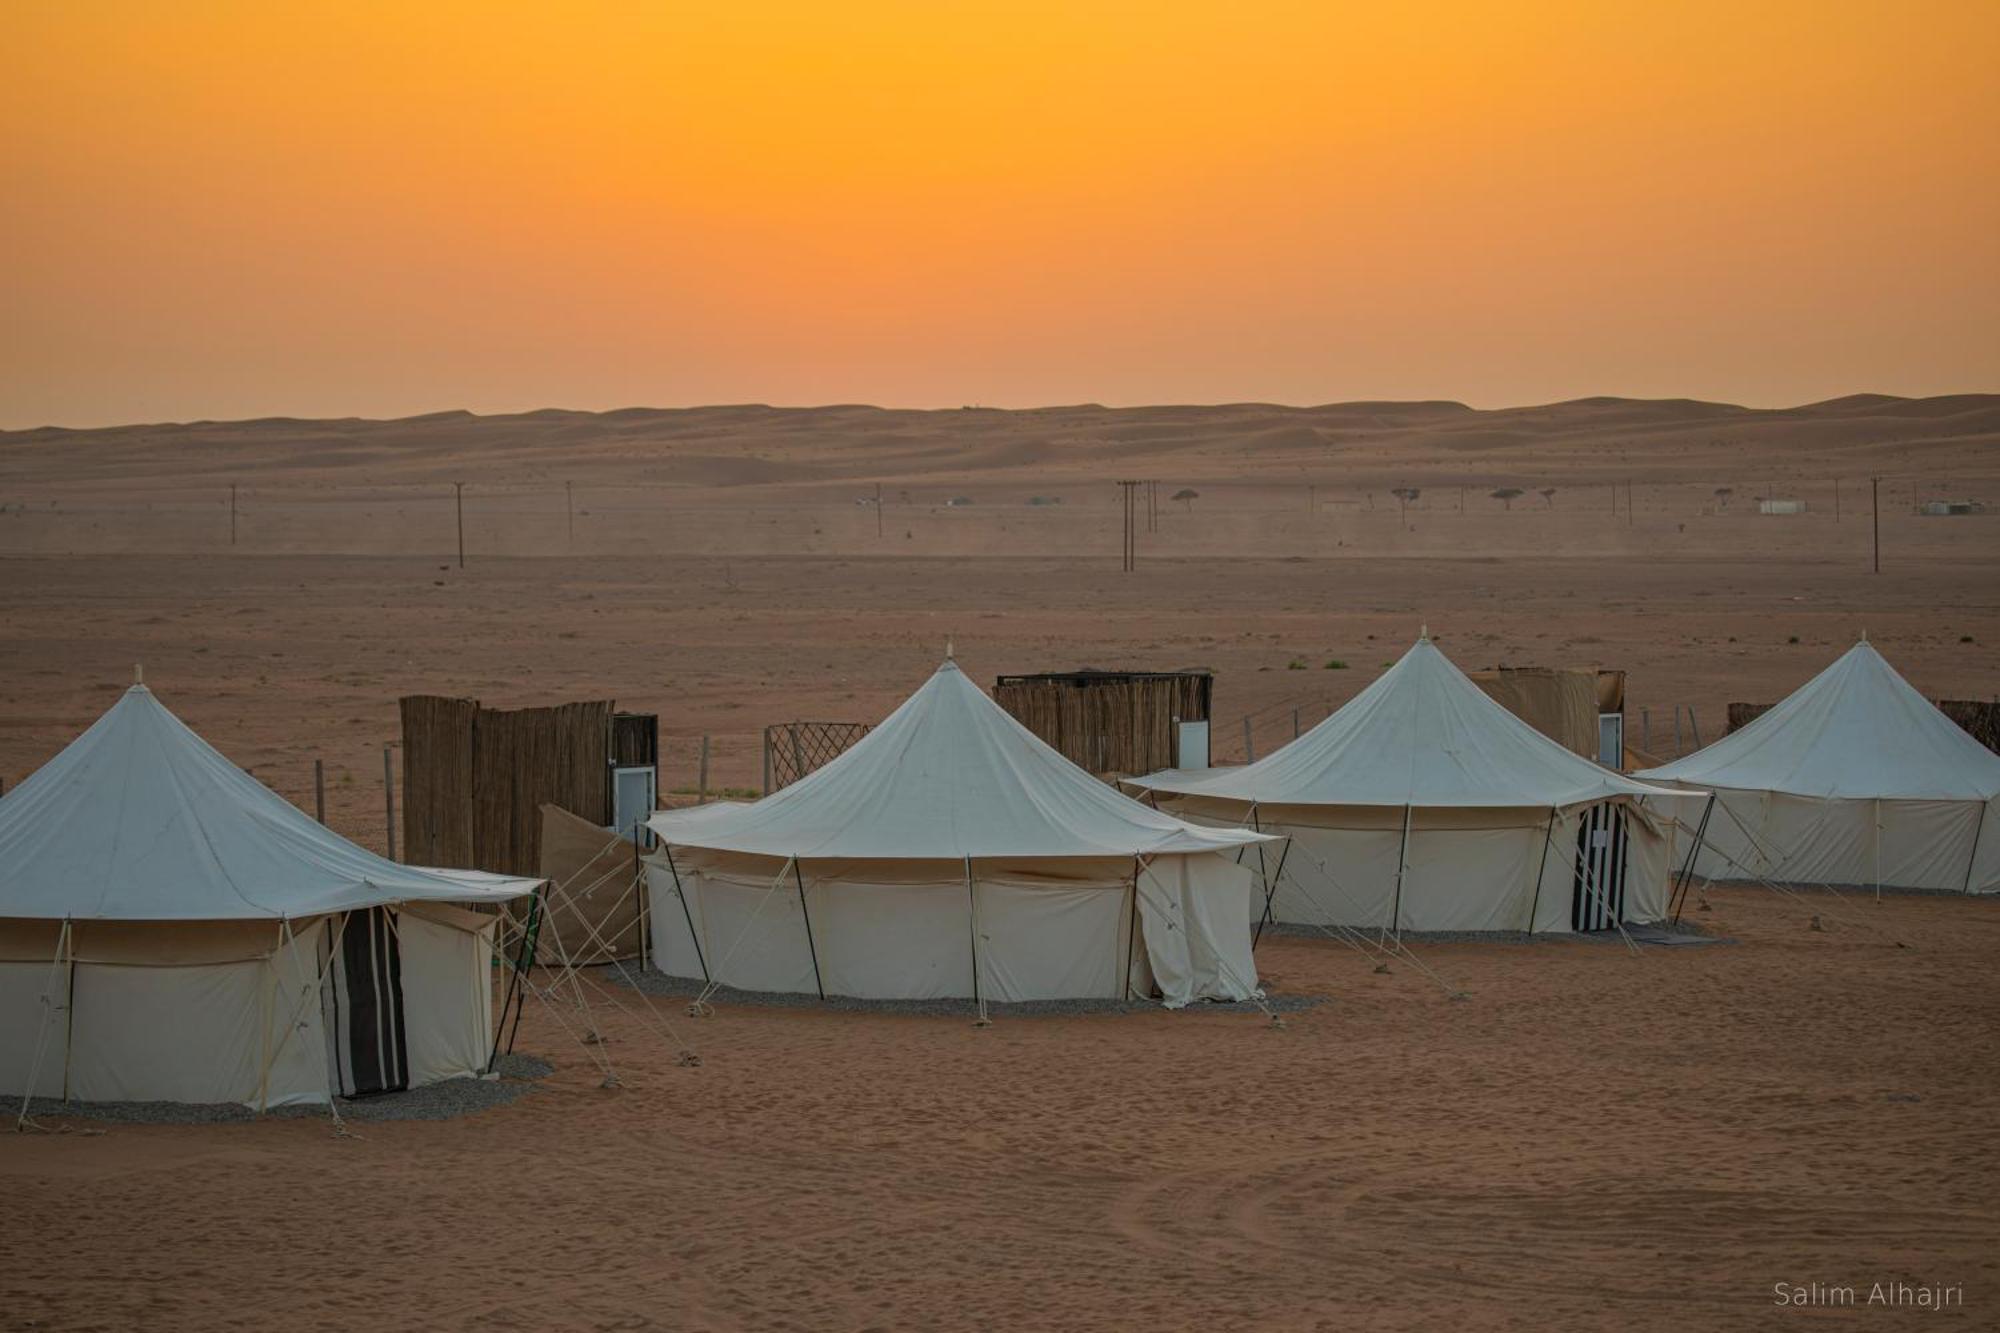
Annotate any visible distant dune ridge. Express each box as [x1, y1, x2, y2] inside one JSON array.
[[3, 395, 1996, 492]]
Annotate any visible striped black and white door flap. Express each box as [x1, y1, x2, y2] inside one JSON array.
[[320, 906, 410, 1097]]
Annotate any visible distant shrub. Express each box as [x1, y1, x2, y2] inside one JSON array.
[[1287, 658, 1307, 670], [1324, 658, 1348, 670]]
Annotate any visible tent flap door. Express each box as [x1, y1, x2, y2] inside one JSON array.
[[1572, 804, 1629, 931], [323, 907, 410, 1096]]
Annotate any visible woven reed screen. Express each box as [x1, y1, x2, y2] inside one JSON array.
[[399, 696, 613, 876], [992, 672, 1212, 777]]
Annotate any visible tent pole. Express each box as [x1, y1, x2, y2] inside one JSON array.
[[965, 856, 990, 1024], [257, 921, 282, 1113], [508, 889, 545, 1057], [1389, 804, 1413, 943], [1874, 797, 1882, 904], [1254, 835, 1292, 951], [1248, 800, 1271, 924], [14, 920, 72, 1130], [1669, 794, 1716, 925], [1527, 806, 1559, 935], [792, 858, 825, 1002], [1964, 804, 1987, 895], [1248, 802, 1276, 945], [662, 844, 710, 983], [1123, 857, 1140, 1000], [61, 922, 76, 1103], [634, 826, 648, 971]]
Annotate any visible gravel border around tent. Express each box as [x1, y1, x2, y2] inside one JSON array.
[[603, 964, 1324, 1018], [10, 1053, 555, 1128], [1259, 921, 1727, 946]]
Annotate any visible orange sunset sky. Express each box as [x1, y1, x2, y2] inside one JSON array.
[[3, 1, 1996, 428]]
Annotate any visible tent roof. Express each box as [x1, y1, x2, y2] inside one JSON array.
[[0, 685, 539, 920], [1639, 641, 2000, 800], [646, 659, 1271, 859], [1128, 637, 1683, 808]]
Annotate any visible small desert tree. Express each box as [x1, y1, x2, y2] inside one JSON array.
[[1539, 487, 1557, 507], [1491, 487, 1524, 511], [1172, 487, 1199, 513], [1713, 486, 1733, 511]]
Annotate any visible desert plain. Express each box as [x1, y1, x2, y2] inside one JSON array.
[[1, 395, 1997, 1329]]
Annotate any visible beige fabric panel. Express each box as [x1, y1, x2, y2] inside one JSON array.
[[258, 918, 333, 1108], [645, 850, 1142, 1001], [69, 958, 269, 1104], [1135, 854, 1259, 1005], [1973, 801, 2000, 894], [0, 958, 71, 1098], [0, 918, 295, 965], [1248, 801, 1675, 934], [809, 879, 976, 999], [396, 909, 496, 1086], [0, 920, 65, 964], [974, 880, 1126, 1001], [1692, 790, 1983, 891], [536, 803, 644, 963]]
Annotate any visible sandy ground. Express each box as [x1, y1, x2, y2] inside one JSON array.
[[1, 887, 1994, 1331], [1, 552, 1995, 845], [2, 397, 1998, 1328]]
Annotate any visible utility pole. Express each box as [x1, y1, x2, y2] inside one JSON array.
[[313, 758, 325, 824], [1871, 476, 1881, 573], [1117, 480, 1140, 571], [455, 481, 466, 568], [229, 483, 238, 546]]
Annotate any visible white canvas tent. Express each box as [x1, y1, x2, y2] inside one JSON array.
[[1127, 636, 1702, 935], [0, 682, 540, 1110], [644, 657, 1274, 1007], [1639, 641, 2000, 894]]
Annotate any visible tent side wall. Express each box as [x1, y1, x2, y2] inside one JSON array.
[[1161, 797, 1682, 933], [1, 908, 505, 1108], [396, 903, 500, 1086], [1685, 787, 1991, 893], [0, 918, 330, 1108], [645, 851, 1257, 1003]]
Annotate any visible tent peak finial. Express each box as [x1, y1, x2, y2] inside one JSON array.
[[133, 663, 144, 686], [1420, 623, 1429, 641], [1859, 628, 1868, 644], [945, 636, 955, 661]]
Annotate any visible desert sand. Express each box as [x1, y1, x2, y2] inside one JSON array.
[[1, 396, 1997, 1329]]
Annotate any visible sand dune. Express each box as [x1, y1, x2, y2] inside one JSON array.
[[6, 395, 1995, 491]]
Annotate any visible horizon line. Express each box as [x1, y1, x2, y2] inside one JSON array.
[[8, 389, 1998, 436]]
